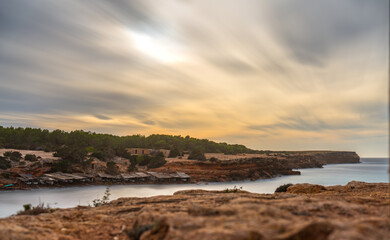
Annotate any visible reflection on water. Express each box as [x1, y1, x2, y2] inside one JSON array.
[[0, 158, 387, 218]]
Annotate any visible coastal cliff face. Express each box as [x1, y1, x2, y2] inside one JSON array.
[[155, 151, 360, 182], [157, 157, 300, 182], [0, 182, 388, 240], [309, 151, 360, 164]]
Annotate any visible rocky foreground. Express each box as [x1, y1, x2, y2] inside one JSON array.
[[1, 181, 388, 240]]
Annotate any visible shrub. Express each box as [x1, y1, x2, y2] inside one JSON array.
[[3, 151, 12, 158], [105, 161, 119, 175], [168, 148, 180, 158], [23, 204, 31, 211], [51, 159, 71, 173], [54, 146, 87, 163], [92, 186, 111, 207], [137, 155, 152, 166], [118, 150, 132, 160], [209, 157, 218, 162], [24, 154, 38, 162], [0, 156, 11, 170], [275, 183, 293, 193], [224, 186, 242, 193], [127, 163, 137, 172], [81, 158, 93, 170], [127, 157, 138, 172], [17, 202, 53, 215], [12, 151, 22, 161], [91, 151, 105, 161], [85, 146, 95, 153], [147, 155, 167, 169], [4, 151, 22, 161], [188, 149, 206, 161]]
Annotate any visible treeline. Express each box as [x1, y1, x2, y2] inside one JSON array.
[[0, 126, 259, 155]]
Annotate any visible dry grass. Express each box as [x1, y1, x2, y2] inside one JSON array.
[[17, 203, 53, 216]]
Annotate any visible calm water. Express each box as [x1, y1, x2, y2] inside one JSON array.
[[0, 158, 387, 218]]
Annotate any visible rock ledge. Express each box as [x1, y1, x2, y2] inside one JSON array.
[[0, 181, 388, 240]]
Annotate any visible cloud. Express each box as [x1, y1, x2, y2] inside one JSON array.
[[0, 0, 387, 157], [264, 0, 388, 66], [94, 115, 112, 121]]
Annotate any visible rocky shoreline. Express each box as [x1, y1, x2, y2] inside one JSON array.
[[0, 181, 388, 240], [1, 151, 360, 191], [152, 151, 360, 182]]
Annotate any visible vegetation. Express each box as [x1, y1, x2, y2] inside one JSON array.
[[0, 156, 11, 169], [224, 186, 243, 193], [0, 126, 258, 155], [209, 157, 218, 162], [24, 154, 38, 162], [127, 156, 138, 172], [92, 186, 111, 207], [132, 152, 167, 169], [188, 149, 206, 161], [4, 151, 22, 161], [275, 183, 293, 193], [136, 155, 150, 166], [91, 149, 115, 161], [53, 146, 87, 164], [168, 148, 181, 158], [50, 159, 71, 173], [17, 202, 53, 216], [147, 152, 167, 169], [81, 158, 93, 170], [0, 126, 259, 172], [105, 161, 119, 175]]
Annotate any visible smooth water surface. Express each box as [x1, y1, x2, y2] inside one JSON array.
[[0, 158, 387, 218]]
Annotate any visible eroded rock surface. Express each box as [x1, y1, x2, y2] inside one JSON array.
[[0, 181, 388, 240]]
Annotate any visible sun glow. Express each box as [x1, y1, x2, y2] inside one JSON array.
[[128, 31, 185, 63]]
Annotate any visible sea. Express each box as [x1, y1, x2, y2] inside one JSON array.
[[0, 158, 388, 218]]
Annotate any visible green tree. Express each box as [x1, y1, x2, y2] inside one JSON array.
[[168, 148, 180, 158], [127, 156, 138, 172], [54, 146, 87, 164], [147, 152, 167, 169]]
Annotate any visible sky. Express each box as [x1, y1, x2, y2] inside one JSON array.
[[0, 0, 388, 157]]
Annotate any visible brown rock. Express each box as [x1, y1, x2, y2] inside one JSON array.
[[0, 182, 388, 240], [287, 184, 327, 194]]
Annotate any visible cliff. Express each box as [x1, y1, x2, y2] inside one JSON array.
[[309, 151, 360, 164], [154, 151, 360, 182], [0, 181, 388, 240], [156, 157, 300, 182]]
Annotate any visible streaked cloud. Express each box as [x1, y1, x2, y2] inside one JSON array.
[[0, 0, 387, 157]]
